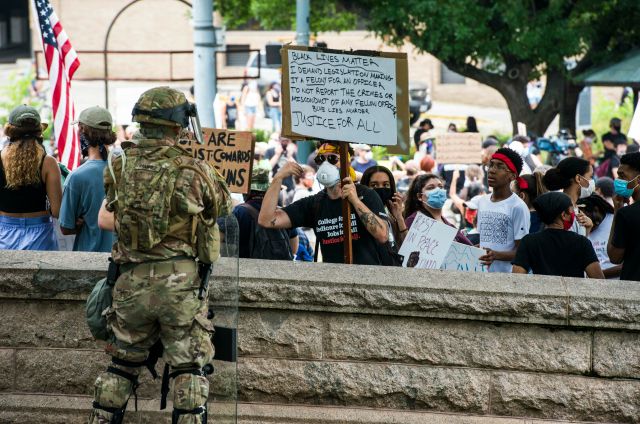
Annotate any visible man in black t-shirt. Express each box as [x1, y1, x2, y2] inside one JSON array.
[[257, 142, 389, 265], [608, 153, 640, 281], [512, 192, 603, 278]]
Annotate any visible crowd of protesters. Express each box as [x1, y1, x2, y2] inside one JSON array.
[[1, 101, 639, 282]]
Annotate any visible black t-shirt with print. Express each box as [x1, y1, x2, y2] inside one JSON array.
[[512, 229, 599, 277], [283, 185, 387, 265], [612, 202, 640, 281]]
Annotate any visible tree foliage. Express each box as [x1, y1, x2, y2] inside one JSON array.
[[362, 0, 640, 135], [216, 0, 357, 33]]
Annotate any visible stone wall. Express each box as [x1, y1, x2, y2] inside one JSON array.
[[1, 250, 639, 423]]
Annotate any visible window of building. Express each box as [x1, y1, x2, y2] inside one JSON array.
[[0, 0, 31, 63], [225, 44, 250, 67], [440, 64, 465, 84]]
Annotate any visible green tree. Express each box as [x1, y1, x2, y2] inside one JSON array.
[[358, 0, 640, 136], [0, 71, 51, 140], [216, 0, 357, 33]]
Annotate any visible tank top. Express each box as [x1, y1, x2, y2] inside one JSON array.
[[0, 153, 48, 213]]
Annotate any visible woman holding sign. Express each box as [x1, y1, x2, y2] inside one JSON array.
[[404, 174, 472, 246]]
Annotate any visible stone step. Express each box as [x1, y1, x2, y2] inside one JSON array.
[[0, 394, 597, 424]]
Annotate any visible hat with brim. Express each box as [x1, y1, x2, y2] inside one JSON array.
[[250, 165, 270, 192], [8, 105, 41, 129], [533, 192, 573, 225], [73, 106, 113, 130]]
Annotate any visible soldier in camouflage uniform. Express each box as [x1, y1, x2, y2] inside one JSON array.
[[89, 86, 231, 424]]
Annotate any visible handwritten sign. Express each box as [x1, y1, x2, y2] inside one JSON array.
[[397, 213, 457, 269], [440, 242, 488, 273], [177, 129, 254, 194], [435, 133, 483, 164], [281, 46, 409, 147]]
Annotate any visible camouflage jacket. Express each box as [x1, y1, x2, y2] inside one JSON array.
[[104, 136, 231, 263]]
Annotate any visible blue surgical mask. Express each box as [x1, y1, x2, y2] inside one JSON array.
[[424, 188, 447, 209], [614, 177, 639, 198]]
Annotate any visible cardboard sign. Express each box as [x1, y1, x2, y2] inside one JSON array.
[[397, 213, 457, 269], [281, 45, 410, 152], [177, 129, 255, 194], [435, 133, 483, 164], [440, 242, 488, 273]]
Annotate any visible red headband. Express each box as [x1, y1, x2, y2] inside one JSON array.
[[492, 152, 528, 189]]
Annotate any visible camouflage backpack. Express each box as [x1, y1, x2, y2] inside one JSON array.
[[113, 146, 187, 251]]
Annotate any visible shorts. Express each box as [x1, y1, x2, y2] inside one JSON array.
[[244, 106, 257, 116], [0, 215, 59, 251]]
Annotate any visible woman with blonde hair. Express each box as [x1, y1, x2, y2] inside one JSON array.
[[0, 105, 62, 250]]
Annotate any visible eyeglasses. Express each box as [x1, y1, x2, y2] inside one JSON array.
[[314, 153, 339, 165]]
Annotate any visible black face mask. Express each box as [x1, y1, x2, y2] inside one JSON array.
[[373, 187, 394, 204], [79, 133, 90, 158]]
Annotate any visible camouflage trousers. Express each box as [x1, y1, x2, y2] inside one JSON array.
[[89, 258, 214, 424]]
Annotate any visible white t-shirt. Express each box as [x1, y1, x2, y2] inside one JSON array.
[[477, 193, 530, 273], [587, 213, 615, 275]]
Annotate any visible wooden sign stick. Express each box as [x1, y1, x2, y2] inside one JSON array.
[[339, 141, 353, 264]]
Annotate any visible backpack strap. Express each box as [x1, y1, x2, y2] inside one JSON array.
[[238, 203, 260, 258]]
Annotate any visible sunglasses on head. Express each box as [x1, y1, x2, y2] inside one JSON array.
[[314, 153, 339, 165]]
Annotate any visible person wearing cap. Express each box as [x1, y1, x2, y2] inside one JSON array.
[[477, 147, 531, 273], [258, 141, 389, 265], [351, 143, 377, 174], [0, 105, 61, 250], [512, 192, 604, 278], [58, 106, 116, 252], [233, 165, 298, 259]]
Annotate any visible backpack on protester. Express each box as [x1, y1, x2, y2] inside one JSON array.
[[239, 203, 294, 260], [594, 158, 612, 179]]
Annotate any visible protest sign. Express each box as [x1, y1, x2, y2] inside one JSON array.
[[440, 242, 488, 273], [629, 104, 640, 141], [397, 213, 457, 269], [177, 129, 254, 194], [517, 122, 527, 137], [281, 45, 410, 151], [435, 133, 483, 164]]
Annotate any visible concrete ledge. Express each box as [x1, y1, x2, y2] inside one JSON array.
[[0, 394, 599, 423], [3, 250, 640, 329]]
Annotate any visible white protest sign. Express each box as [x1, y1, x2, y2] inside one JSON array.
[[440, 242, 488, 273], [629, 104, 640, 141], [517, 122, 527, 137], [397, 213, 457, 269], [286, 49, 398, 145]]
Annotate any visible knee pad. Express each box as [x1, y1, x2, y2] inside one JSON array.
[[172, 373, 209, 410], [91, 366, 139, 424], [94, 369, 135, 410]]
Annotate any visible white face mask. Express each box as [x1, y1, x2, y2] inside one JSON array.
[[579, 177, 595, 199], [316, 161, 340, 188], [364, 151, 373, 161]]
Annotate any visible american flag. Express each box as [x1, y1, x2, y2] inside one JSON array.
[[33, 0, 80, 170]]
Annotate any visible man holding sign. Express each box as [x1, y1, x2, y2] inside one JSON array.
[[258, 142, 389, 265]]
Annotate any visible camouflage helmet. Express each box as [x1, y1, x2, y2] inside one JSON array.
[[131, 86, 193, 127]]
